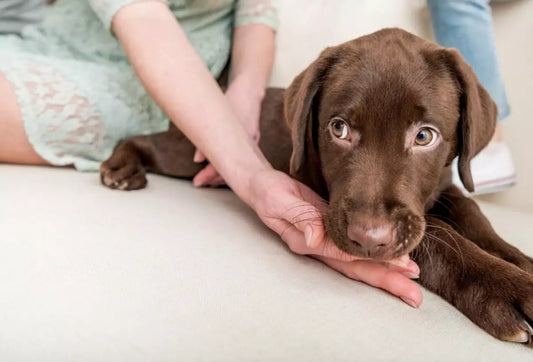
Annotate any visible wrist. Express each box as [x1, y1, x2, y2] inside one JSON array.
[[229, 73, 267, 101], [225, 150, 273, 209]]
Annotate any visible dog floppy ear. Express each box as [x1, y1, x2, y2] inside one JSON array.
[[284, 47, 338, 197], [445, 48, 498, 193]]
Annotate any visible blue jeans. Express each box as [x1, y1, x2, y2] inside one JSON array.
[[427, 0, 510, 121]]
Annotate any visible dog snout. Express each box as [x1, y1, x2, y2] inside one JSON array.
[[347, 217, 394, 257]]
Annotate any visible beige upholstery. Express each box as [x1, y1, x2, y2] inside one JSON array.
[[1, 0, 532, 360]]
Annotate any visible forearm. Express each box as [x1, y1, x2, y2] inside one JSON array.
[[229, 24, 276, 98], [113, 1, 271, 206], [109, 3, 421, 306]]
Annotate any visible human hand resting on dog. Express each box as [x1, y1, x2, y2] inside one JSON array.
[[194, 145, 423, 307], [194, 141, 422, 307], [249, 169, 422, 308], [114, 2, 421, 308]]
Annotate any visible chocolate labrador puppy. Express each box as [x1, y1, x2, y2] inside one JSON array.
[[100, 28, 533, 346]]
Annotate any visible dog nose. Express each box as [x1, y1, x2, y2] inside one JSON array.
[[347, 220, 394, 255]]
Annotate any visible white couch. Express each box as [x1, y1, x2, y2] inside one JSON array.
[[2, 1, 533, 360]]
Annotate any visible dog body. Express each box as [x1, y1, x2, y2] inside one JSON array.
[[100, 29, 533, 346]]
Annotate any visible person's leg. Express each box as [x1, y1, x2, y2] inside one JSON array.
[[427, 0, 510, 123], [0, 0, 49, 164], [0, 71, 49, 165]]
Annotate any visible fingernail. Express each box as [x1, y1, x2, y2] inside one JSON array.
[[407, 260, 420, 275], [193, 179, 203, 187], [401, 297, 419, 309], [304, 225, 313, 248], [402, 272, 420, 280], [389, 260, 409, 269]]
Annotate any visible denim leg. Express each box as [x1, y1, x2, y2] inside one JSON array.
[[427, 0, 510, 120]]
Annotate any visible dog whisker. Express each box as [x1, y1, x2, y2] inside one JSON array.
[[425, 222, 466, 276]]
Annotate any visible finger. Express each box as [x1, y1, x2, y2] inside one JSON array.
[[193, 164, 218, 187], [316, 256, 423, 308], [386, 255, 420, 276], [274, 187, 361, 257], [297, 182, 329, 214], [204, 175, 226, 187], [278, 222, 309, 255], [193, 149, 206, 163], [280, 224, 361, 262], [277, 195, 325, 249], [311, 238, 365, 262], [394, 254, 411, 266], [385, 259, 420, 279]]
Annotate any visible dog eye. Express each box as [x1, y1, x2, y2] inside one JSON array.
[[414, 127, 438, 147], [329, 118, 349, 140]]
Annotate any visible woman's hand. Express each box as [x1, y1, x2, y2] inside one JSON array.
[[249, 168, 423, 308], [193, 77, 264, 187], [112, 3, 421, 308]]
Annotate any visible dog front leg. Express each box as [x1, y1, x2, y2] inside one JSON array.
[[428, 185, 533, 273], [100, 124, 204, 190], [414, 217, 533, 346]]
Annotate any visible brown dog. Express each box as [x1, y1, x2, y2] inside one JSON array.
[[100, 28, 533, 346]]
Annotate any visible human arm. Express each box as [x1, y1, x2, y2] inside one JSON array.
[[192, 22, 276, 187], [110, 1, 422, 307]]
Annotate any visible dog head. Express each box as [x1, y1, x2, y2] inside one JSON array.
[[284, 28, 497, 259]]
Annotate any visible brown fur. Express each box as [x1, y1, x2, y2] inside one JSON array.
[[100, 28, 533, 346]]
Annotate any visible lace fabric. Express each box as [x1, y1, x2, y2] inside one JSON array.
[[235, 0, 279, 29], [0, 0, 278, 171], [88, 0, 278, 31], [21, 61, 107, 162], [0, 49, 168, 170]]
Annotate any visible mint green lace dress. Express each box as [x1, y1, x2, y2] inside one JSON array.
[[0, 0, 278, 171]]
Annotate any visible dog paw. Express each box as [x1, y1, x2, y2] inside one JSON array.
[[524, 255, 533, 274], [497, 251, 533, 275], [504, 322, 533, 344], [511, 255, 533, 275], [464, 265, 533, 347], [100, 148, 147, 191]]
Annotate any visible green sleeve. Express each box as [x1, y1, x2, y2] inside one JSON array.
[[88, 0, 168, 31], [234, 0, 279, 31]]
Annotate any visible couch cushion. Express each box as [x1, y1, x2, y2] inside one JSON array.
[[1, 165, 532, 360], [269, 0, 431, 87]]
